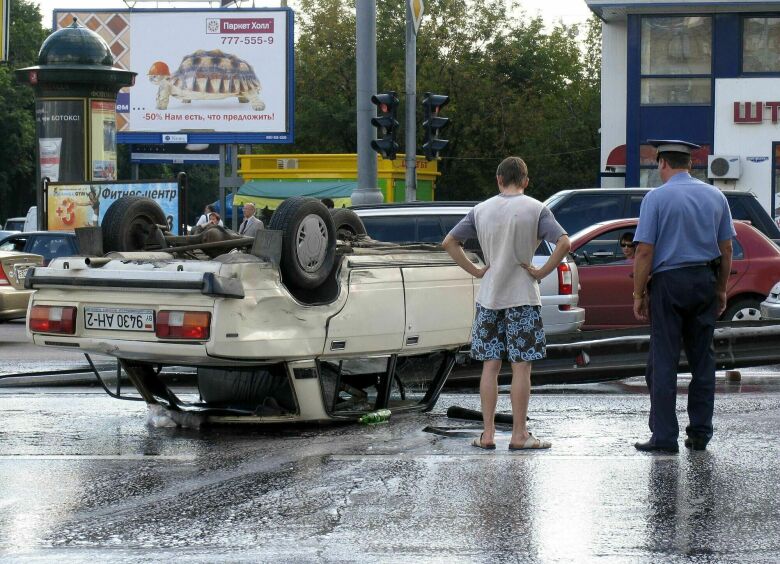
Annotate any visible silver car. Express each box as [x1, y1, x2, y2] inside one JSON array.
[[352, 202, 585, 334], [760, 282, 780, 320]]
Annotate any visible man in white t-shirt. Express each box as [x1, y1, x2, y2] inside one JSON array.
[[443, 156, 570, 451]]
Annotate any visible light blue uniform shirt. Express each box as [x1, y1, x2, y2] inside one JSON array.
[[634, 172, 736, 274]]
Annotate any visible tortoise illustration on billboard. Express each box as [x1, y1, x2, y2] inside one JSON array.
[[147, 49, 265, 111]]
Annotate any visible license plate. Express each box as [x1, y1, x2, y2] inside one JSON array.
[[85, 307, 155, 332], [14, 265, 31, 280]]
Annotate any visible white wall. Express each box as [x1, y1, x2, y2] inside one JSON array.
[[714, 78, 780, 215], [600, 20, 628, 177]]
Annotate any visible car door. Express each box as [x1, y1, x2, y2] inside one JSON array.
[[575, 226, 637, 328]]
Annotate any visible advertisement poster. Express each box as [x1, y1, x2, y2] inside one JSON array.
[[90, 100, 117, 180], [130, 11, 288, 133], [36, 100, 86, 182], [48, 182, 179, 233]]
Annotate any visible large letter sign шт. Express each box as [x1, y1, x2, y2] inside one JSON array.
[[370, 91, 400, 160], [422, 92, 449, 161]]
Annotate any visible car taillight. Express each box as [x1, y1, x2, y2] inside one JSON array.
[[0, 266, 8, 286], [558, 263, 573, 295], [29, 305, 77, 334], [156, 311, 211, 340]]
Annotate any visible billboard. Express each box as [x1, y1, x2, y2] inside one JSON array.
[[53, 9, 294, 145], [46, 181, 180, 233]]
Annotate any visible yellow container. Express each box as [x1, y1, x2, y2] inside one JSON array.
[[237, 153, 439, 203]]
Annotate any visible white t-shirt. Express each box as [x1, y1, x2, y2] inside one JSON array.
[[449, 193, 566, 309]]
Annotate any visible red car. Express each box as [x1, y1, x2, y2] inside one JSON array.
[[570, 219, 780, 330]]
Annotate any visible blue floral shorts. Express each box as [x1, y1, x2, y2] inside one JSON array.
[[470, 304, 546, 363]]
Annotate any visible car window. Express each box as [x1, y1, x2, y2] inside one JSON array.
[[733, 237, 744, 260], [0, 237, 26, 252], [361, 216, 417, 243], [577, 227, 636, 265], [551, 194, 626, 234], [30, 236, 75, 258], [417, 217, 444, 243], [4, 220, 24, 231], [726, 194, 780, 239], [628, 195, 645, 217]]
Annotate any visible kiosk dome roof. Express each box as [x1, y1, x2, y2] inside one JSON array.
[[38, 19, 113, 67]]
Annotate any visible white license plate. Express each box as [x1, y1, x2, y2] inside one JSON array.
[[85, 307, 155, 332]]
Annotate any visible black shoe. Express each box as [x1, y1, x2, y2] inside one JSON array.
[[634, 440, 679, 453], [684, 436, 708, 451]]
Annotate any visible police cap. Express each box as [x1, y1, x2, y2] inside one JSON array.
[[646, 139, 701, 155]]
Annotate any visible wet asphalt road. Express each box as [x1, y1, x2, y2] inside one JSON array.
[[1, 369, 779, 562]]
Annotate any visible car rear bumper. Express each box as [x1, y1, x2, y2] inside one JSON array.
[[760, 300, 780, 320], [541, 305, 585, 335], [0, 288, 32, 320]]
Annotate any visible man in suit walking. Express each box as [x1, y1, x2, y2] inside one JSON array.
[[238, 202, 264, 238]]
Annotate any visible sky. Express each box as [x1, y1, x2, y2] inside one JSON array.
[[33, 0, 593, 29]]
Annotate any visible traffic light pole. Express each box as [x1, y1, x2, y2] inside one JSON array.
[[353, 0, 382, 205], [404, 1, 417, 202]]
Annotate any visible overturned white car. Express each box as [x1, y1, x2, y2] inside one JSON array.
[[26, 197, 474, 423], [25, 196, 580, 424]]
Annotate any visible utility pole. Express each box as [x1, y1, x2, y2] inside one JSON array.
[[404, 0, 417, 201], [353, 0, 382, 205]]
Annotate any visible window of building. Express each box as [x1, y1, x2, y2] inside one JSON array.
[[638, 143, 711, 188], [640, 16, 712, 105], [743, 17, 780, 73]]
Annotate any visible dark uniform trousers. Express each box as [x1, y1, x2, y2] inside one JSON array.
[[645, 265, 717, 447]]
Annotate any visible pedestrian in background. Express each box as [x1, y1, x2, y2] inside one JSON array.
[[238, 202, 264, 238], [196, 204, 217, 227], [443, 156, 570, 451], [632, 140, 735, 453], [208, 212, 221, 226]]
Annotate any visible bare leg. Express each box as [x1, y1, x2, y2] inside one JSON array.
[[509, 361, 532, 444], [479, 359, 502, 444]]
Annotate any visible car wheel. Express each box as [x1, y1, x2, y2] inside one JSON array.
[[102, 196, 167, 253], [269, 197, 336, 289], [330, 208, 367, 239], [721, 298, 763, 322]]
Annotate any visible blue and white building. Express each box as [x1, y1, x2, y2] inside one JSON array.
[[587, 0, 780, 220]]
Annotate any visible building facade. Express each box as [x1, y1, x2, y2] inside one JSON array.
[[588, 0, 780, 221]]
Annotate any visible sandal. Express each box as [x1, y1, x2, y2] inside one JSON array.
[[509, 433, 551, 450], [472, 432, 496, 450]]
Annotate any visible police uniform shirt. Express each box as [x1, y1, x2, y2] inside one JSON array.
[[634, 172, 736, 274]]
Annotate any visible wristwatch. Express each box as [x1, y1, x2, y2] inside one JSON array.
[[632, 291, 645, 299]]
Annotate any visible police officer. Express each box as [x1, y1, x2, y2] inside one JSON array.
[[632, 140, 735, 453]]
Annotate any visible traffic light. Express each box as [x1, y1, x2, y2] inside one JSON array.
[[422, 92, 450, 161], [370, 91, 400, 160]]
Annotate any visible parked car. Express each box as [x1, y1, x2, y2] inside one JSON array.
[[3, 217, 25, 231], [0, 250, 43, 321], [760, 282, 780, 320], [351, 202, 585, 335], [0, 232, 78, 266], [570, 218, 780, 329], [545, 188, 780, 246]]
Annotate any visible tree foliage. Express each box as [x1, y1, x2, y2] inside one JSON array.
[[0, 0, 48, 222], [279, 0, 602, 202]]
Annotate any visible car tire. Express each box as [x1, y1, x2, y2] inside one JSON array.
[[269, 197, 336, 289], [330, 208, 367, 239], [721, 297, 763, 322], [102, 196, 167, 253]]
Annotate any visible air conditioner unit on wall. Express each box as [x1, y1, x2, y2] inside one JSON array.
[[708, 155, 741, 180]]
